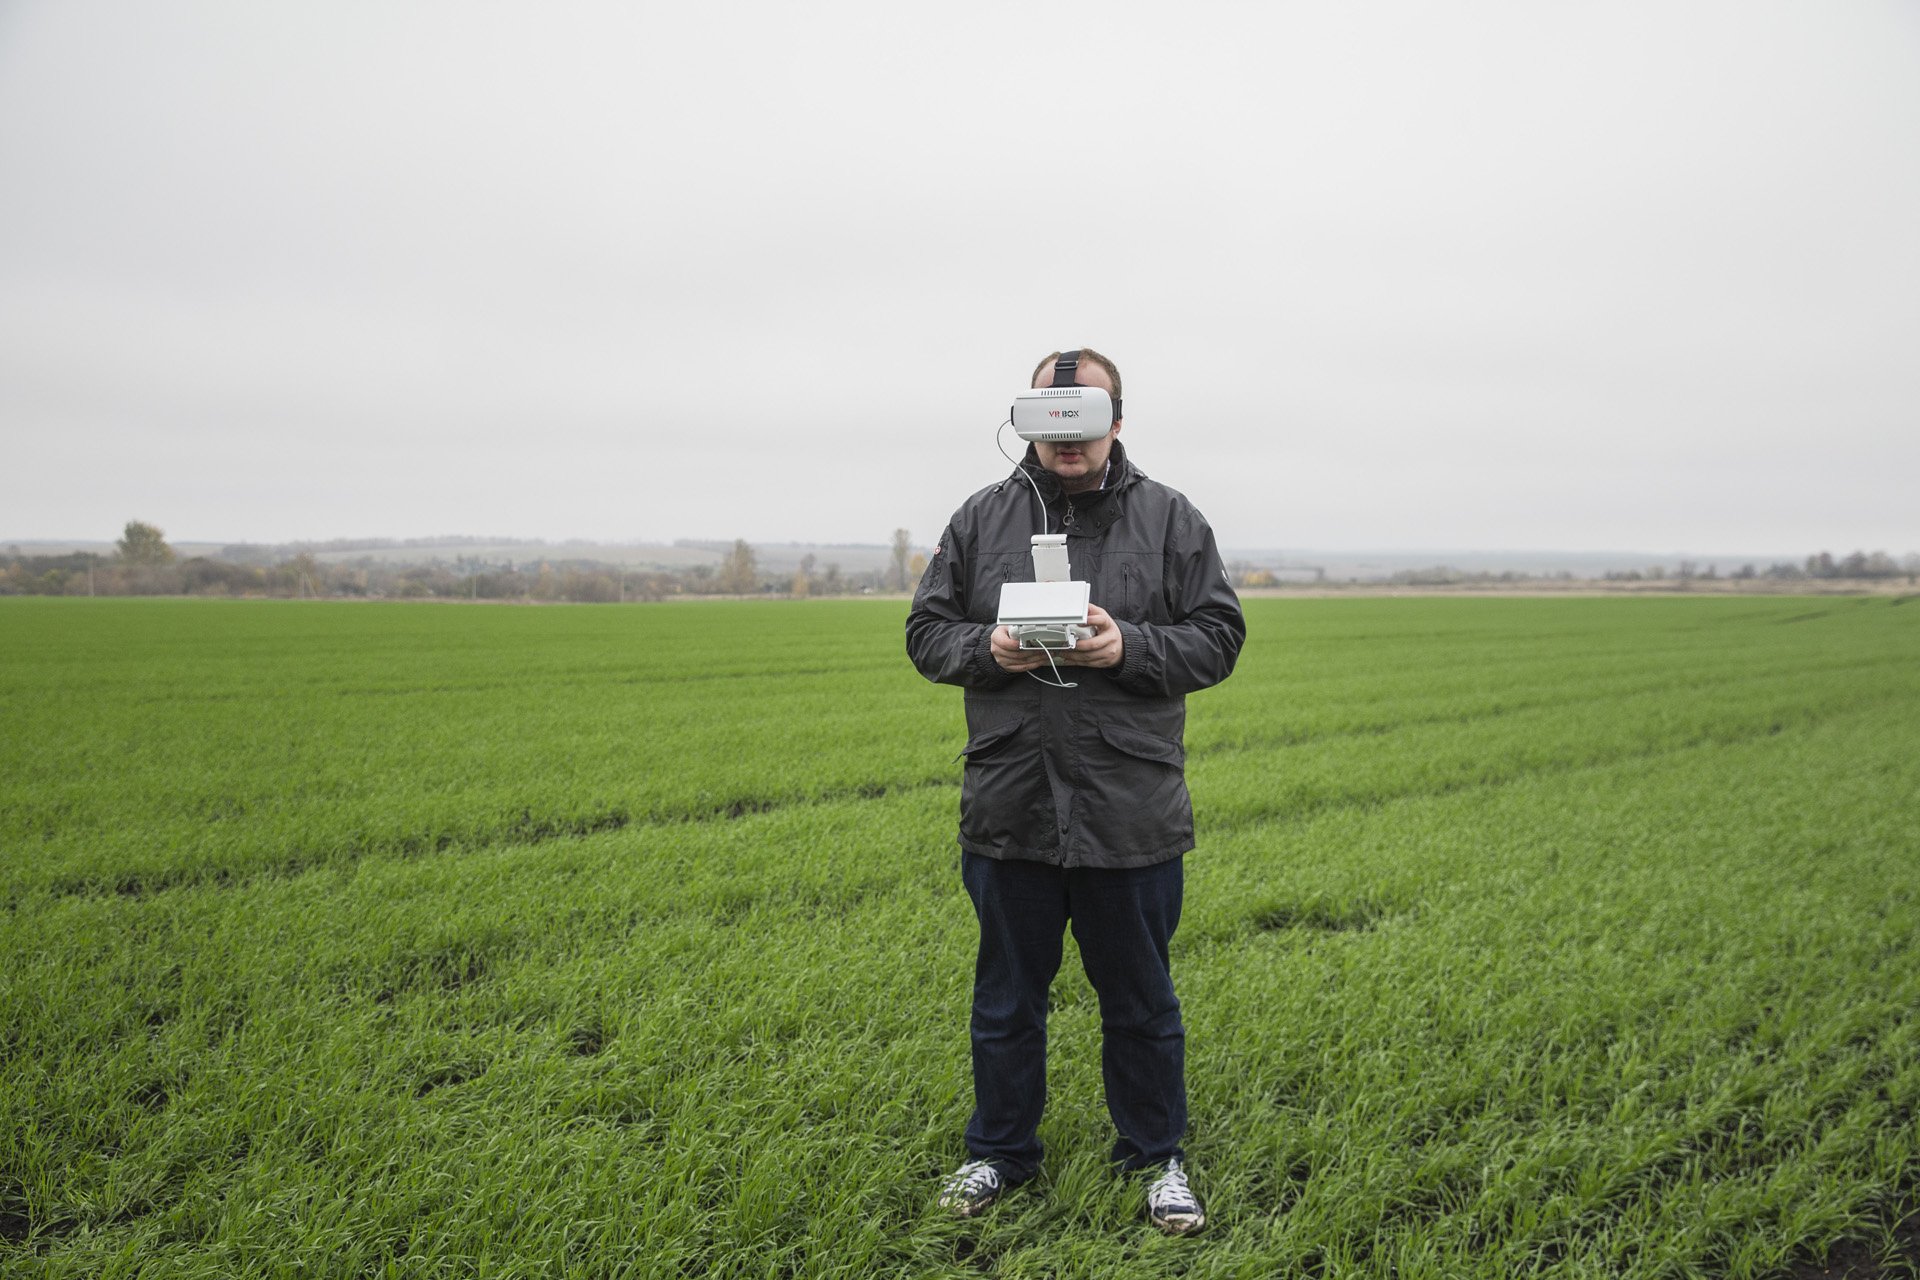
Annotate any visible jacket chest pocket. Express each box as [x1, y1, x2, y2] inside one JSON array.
[[1101, 557, 1161, 623]]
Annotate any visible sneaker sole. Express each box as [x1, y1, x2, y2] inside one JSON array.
[[941, 1195, 999, 1218], [1150, 1210, 1205, 1236]]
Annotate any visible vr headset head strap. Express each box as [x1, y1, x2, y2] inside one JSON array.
[[1050, 350, 1081, 388], [1046, 348, 1121, 423]]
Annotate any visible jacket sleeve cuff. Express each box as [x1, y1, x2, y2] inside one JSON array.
[[1113, 619, 1157, 694], [972, 625, 1017, 687]]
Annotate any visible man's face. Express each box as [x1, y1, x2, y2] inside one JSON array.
[[1032, 360, 1122, 488]]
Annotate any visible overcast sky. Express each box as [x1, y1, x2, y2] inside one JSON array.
[[2, 1, 1915, 555]]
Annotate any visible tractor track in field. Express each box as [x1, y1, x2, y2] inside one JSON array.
[[1186, 649, 1910, 758], [16, 694, 1878, 909], [9, 648, 1907, 909], [1198, 699, 1860, 841], [19, 777, 959, 905], [107, 659, 903, 707]]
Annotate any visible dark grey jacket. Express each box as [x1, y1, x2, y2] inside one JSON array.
[[905, 441, 1245, 868]]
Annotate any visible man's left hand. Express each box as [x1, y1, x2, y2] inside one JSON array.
[[1060, 603, 1124, 668]]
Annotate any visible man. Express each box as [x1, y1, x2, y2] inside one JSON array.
[[904, 348, 1245, 1235]]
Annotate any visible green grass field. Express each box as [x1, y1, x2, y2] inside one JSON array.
[[3, 595, 1917, 1279]]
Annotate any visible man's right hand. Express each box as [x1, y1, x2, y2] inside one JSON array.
[[991, 625, 1050, 672]]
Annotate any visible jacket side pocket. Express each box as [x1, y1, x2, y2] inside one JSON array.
[[955, 716, 1026, 762], [1095, 721, 1185, 767]]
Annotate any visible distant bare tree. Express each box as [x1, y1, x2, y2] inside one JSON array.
[[889, 528, 912, 592], [719, 539, 758, 594], [289, 552, 320, 598]]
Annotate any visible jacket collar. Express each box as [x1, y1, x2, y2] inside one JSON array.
[[1012, 439, 1140, 536]]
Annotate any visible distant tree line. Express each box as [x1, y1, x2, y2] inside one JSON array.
[[0, 524, 907, 602], [1393, 551, 1920, 588], [1223, 550, 1918, 590], [1386, 567, 1579, 586], [1602, 551, 1917, 583], [12, 526, 1912, 600]]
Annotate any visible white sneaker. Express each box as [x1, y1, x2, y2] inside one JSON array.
[[1146, 1158, 1205, 1235], [938, 1159, 1004, 1217]]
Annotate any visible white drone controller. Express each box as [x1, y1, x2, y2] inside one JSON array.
[[997, 534, 1094, 650]]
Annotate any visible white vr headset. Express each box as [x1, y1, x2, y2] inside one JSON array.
[[1010, 350, 1122, 442]]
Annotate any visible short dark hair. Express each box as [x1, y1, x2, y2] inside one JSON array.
[[1030, 347, 1121, 405]]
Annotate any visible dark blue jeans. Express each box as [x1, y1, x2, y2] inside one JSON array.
[[961, 851, 1186, 1184]]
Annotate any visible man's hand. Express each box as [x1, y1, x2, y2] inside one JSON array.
[[992, 607, 1124, 673], [1058, 604, 1124, 668], [990, 624, 1050, 672]]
